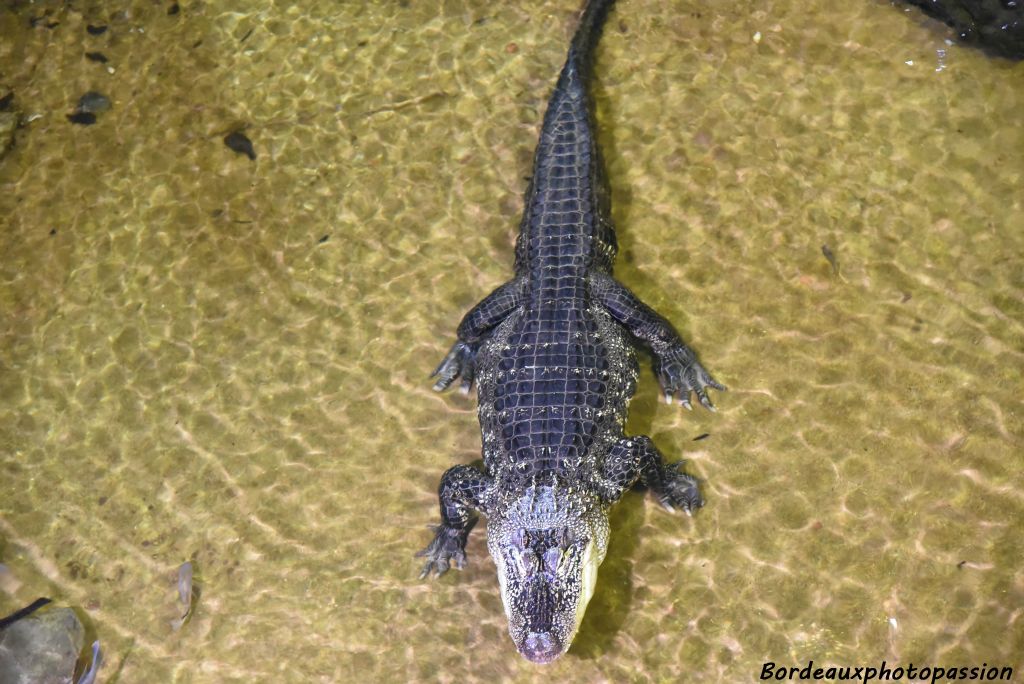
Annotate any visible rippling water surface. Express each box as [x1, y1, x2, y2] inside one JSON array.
[[0, 1, 1021, 681]]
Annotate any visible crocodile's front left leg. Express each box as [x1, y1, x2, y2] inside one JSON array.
[[591, 435, 705, 514], [590, 273, 725, 410], [432, 278, 525, 393], [417, 464, 495, 578]]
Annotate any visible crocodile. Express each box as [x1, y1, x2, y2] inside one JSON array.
[[417, 0, 724, 664]]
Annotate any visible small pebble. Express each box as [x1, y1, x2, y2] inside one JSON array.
[[76, 91, 111, 114], [224, 131, 256, 160], [86, 24, 107, 35], [85, 52, 108, 63]]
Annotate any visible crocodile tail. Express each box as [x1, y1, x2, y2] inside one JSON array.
[[568, 0, 617, 88], [513, 0, 619, 275]]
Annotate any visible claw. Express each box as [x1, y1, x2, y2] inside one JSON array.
[[416, 523, 470, 580], [696, 388, 715, 412], [663, 390, 673, 405], [432, 365, 457, 392], [431, 341, 476, 394], [680, 396, 693, 411]]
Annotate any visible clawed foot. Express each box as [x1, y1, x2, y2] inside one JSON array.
[[416, 521, 475, 579], [431, 341, 476, 393], [656, 346, 725, 411], [653, 462, 704, 515]]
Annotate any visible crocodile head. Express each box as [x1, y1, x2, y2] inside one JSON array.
[[487, 482, 610, 664]]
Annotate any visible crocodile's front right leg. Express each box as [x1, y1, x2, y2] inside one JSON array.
[[417, 464, 495, 578], [432, 278, 524, 392]]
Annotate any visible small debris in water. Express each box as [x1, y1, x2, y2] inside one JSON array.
[[318, 234, 329, 244], [957, 560, 966, 569], [224, 131, 256, 160], [30, 14, 60, 29], [821, 244, 839, 276], [0, 597, 52, 630], [692, 433, 710, 441], [0, 94, 16, 156], [753, 31, 762, 44], [168, 2, 180, 15], [86, 24, 108, 35], [171, 561, 196, 630], [505, 42, 519, 54], [85, 52, 108, 63], [75, 641, 102, 684]]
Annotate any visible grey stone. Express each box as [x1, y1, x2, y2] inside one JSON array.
[[0, 606, 84, 684]]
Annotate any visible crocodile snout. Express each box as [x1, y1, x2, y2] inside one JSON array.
[[521, 631, 563, 664]]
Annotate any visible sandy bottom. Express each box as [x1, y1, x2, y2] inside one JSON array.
[[0, 0, 1021, 681]]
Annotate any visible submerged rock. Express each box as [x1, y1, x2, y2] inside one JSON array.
[[902, 0, 1024, 59], [66, 92, 111, 126], [0, 603, 83, 684]]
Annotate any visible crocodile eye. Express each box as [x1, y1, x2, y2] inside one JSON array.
[[513, 548, 539, 576]]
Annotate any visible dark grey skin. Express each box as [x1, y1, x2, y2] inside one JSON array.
[[418, 0, 724, 664]]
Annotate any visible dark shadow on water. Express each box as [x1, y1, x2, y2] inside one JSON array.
[[570, 488, 645, 660], [570, 307, 703, 661]]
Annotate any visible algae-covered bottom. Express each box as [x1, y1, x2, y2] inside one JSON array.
[[0, 1, 1021, 682]]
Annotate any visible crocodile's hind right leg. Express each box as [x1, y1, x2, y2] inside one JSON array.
[[432, 278, 524, 392], [592, 435, 704, 514]]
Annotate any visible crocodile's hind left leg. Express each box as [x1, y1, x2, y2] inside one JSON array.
[[592, 436, 704, 514], [417, 464, 495, 578], [432, 278, 524, 392]]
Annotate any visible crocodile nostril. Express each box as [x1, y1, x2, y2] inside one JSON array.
[[521, 631, 563, 664]]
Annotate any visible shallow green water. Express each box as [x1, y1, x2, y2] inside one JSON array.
[[0, 1, 1021, 682]]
